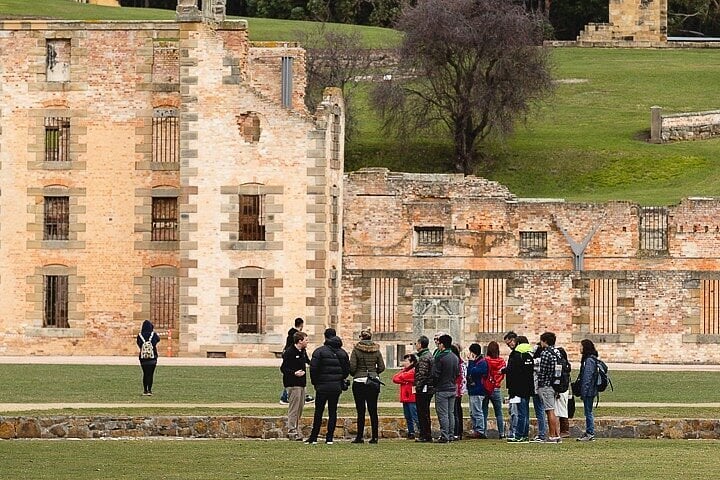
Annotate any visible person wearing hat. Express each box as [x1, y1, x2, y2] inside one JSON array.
[[349, 328, 386, 444]]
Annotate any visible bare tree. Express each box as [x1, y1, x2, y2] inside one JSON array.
[[300, 25, 377, 140], [372, 0, 554, 174]]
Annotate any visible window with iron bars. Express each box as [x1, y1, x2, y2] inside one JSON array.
[[639, 207, 668, 252], [519, 231, 547, 257], [702, 279, 720, 335], [331, 114, 341, 169], [590, 278, 617, 334], [44, 275, 69, 328], [151, 276, 178, 330], [238, 195, 265, 241], [152, 109, 179, 163], [331, 195, 339, 245], [44, 196, 69, 240], [44, 117, 70, 162], [237, 278, 264, 333], [151, 197, 178, 241], [370, 275, 398, 333], [479, 278, 506, 333], [415, 226, 444, 247]]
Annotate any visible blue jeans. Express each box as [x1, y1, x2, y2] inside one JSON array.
[[468, 394, 486, 434], [516, 397, 530, 438], [482, 388, 505, 437], [435, 391, 456, 441], [402, 402, 419, 435], [582, 395, 595, 435], [532, 394, 548, 439]]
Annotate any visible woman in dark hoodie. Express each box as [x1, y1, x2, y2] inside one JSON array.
[[349, 328, 385, 443], [137, 320, 160, 396]]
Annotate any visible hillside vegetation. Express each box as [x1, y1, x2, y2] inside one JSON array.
[[2, 0, 720, 204]]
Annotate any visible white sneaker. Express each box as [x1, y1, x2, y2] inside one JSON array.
[[577, 434, 595, 442]]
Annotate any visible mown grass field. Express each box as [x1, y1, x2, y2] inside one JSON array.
[[1, 438, 719, 480], [1, 365, 718, 417]]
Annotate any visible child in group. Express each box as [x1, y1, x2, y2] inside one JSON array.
[[392, 353, 420, 439]]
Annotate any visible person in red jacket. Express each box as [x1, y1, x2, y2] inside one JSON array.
[[482, 341, 507, 438], [392, 353, 419, 439]]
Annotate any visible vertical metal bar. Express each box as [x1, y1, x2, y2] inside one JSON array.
[[281, 57, 292, 108]]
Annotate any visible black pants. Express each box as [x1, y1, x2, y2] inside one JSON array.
[[352, 381, 380, 440], [308, 390, 341, 442], [416, 391, 434, 441], [454, 395, 464, 438], [141, 363, 156, 393]]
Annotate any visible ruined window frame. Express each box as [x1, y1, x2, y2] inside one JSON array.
[[238, 194, 266, 241], [44, 117, 70, 162], [44, 274, 69, 328], [590, 278, 618, 334], [478, 277, 506, 334], [237, 277, 265, 334], [151, 197, 179, 242], [43, 196, 70, 241], [370, 275, 398, 333], [519, 231, 548, 258], [639, 206, 668, 253]]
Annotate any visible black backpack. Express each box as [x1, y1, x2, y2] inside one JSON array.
[[551, 347, 571, 394], [595, 358, 612, 393]]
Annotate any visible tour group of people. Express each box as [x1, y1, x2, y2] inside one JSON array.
[[277, 318, 605, 444]]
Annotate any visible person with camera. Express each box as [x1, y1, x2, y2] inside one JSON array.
[[306, 328, 350, 445], [350, 328, 386, 444]]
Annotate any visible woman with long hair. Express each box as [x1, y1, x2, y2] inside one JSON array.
[[577, 339, 600, 441], [482, 340, 507, 438]]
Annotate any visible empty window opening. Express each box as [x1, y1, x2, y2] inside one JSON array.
[[479, 278, 506, 333], [46, 39, 71, 82], [236, 112, 261, 143], [44, 275, 69, 328], [151, 197, 178, 241], [237, 278, 264, 333], [45, 117, 70, 162], [44, 196, 69, 240], [238, 195, 265, 241]]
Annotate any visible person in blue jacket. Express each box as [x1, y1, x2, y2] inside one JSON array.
[[466, 343, 488, 438], [577, 339, 600, 442]]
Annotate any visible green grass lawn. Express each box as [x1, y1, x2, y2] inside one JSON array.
[[0, 365, 718, 417], [1, 439, 718, 479]]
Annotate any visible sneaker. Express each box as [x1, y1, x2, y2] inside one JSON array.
[[305, 395, 315, 403], [279, 399, 289, 405], [407, 433, 415, 440], [294, 437, 304, 442], [304, 440, 317, 445], [547, 437, 562, 443], [436, 437, 449, 443], [530, 436, 546, 443], [577, 434, 595, 442], [325, 440, 334, 445], [351, 438, 364, 444], [369, 438, 378, 444], [508, 436, 528, 443]]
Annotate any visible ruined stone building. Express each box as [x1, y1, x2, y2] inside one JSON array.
[[343, 169, 720, 364], [0, 1, 345, 357], [2, 2, 719, 364]]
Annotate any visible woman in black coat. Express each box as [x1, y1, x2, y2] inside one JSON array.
[[137, 320, 160, 396]]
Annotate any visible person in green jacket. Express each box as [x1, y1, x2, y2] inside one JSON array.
[[349, 328, 386, 443]]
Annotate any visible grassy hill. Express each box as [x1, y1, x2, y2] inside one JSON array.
[[2, 0, 720, 204]]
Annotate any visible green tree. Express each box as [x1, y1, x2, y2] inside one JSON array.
[[371, 0, 554, 175]]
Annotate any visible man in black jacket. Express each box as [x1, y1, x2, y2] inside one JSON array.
[[414, 335, 434, 443], [431, 334, 459, 443], [281, 331, 310, 441], [306, 329, 350, 445], [505, 335, 534, 443]]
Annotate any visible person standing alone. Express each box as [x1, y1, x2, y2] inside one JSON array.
[[281, 331, 310, 441], [137, 320, 160, 396]]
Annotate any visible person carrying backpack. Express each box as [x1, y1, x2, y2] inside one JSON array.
[[137, 320, 160, 396], [577, 339, 600, 441]]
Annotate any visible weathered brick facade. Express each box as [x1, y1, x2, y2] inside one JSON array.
[[0, 4, 345, 357], [342, 169, 720, 364]]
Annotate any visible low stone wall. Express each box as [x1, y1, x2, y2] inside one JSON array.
[[1, 415, 718, 440], [650, 106, 720, 143]]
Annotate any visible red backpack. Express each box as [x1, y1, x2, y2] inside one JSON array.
[[481, 359, 497, 394]]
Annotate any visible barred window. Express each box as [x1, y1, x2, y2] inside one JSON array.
[[479, 278, 506, 333], [239, 195, 265, 241], [371, 275, 398, 333], [331, 194, 339, 244], [45, 117, 70, 162], [151, 276, 178, 330], [639, 207, 668, 252], [151, 197, 178, 241], [415, 227, 444, 246], [44, 196, 69, 240], [590, 278, 617, 334], [331, 113, 341, 169], [237, 278, 264, 333], [702, 280, 720, 335], [44, 275, 69, 328], [519, 231, 547, 257], [152, 108, 179, 163]]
